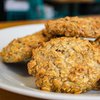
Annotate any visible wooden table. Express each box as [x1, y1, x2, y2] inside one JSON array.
[[0, 20, 47, 29], [0, 89, 43, 100]]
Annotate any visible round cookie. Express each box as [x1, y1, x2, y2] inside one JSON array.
[[28, 37, 100, 94], [45, 16, 100, 38], [1, 30, 49, 63]]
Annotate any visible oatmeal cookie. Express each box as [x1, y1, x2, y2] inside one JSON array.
[[45, 16, 100, 38], [1, 30, 49, 63], [28, 37, 100, 94]]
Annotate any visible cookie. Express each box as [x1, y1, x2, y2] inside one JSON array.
[[45, 16, 100, 38], [28, 37, 100, 93], [1, 30, 49, 63]]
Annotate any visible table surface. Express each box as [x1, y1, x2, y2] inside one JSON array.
[[0, 20, 47, 29], [0, 16, 100, 100]]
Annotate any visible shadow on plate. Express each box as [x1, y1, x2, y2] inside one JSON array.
[[3, 62, 30, 77]]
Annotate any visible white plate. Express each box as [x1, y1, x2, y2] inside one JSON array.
[[0, 24, 100, 100]]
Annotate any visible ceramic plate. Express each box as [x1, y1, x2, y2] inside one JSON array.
[[0, 24, 100, 100]]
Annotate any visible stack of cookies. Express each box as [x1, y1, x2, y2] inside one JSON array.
[[1, 16, 100, 94]]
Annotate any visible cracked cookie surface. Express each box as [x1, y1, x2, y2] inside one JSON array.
[[45, 16, 100, 38], [28, 37, 100, 94], [1, 30, 49, 63]]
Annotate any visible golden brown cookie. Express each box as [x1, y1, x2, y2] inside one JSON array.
[[0, 30, 49, 63], [28, 37, 100, 94], [45, 16, 100, 38]]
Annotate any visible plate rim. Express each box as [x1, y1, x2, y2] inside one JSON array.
[[1, 81, 100, 100]]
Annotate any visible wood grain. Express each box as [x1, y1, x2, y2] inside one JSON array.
[[0, 20, 47, 29], [0, 89, 44, 100]]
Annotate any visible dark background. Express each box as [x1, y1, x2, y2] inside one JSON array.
[[0, 0, 100, 22]]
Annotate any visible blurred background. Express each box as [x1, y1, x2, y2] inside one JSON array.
[[0, 0, 100, 22]]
